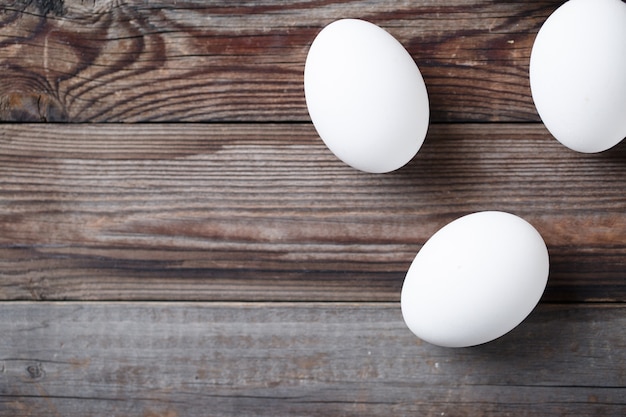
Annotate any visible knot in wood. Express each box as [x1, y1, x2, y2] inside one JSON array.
[[26, 362, 45, 380], [15, 0, 66, 16], [0, 93, 68, 122]]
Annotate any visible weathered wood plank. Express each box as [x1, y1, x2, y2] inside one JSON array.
[[0, 302, 625, 416], [0, 0, 560, 122], [1, 123, 624, 302]]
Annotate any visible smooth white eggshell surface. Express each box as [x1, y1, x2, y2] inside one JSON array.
[[529, 0, 626, 153], [401, 211, 549, 348], [304, 19, 429, 173]]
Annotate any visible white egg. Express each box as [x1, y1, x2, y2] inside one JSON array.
[[304, 19, 429, 173], [529, 0, 626, 153], [401, 211, 549, 348]]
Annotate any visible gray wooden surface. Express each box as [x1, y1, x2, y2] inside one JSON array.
[[2, 303, 625, 416], [1, 0, 625, 416]]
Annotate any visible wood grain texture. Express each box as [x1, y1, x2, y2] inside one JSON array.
[[1, 1, 625, 414], [1, 123, 625, 302], [0, 0, 561, 123], [1, 302, 625, 417]]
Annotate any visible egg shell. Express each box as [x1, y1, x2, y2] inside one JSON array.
[[401, 211, 549, 348], [529, 0, 626, 153], [304, 19, 429, 173]]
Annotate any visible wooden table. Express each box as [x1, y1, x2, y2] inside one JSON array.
[[1, 1, 625, 415]]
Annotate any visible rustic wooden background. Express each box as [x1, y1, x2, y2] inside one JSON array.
[[1, 0, 625, 415]]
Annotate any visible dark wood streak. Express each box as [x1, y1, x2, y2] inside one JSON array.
[[0, 0, 563, 122]]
